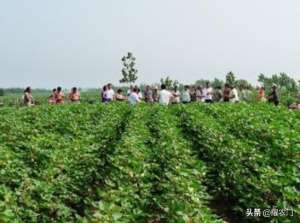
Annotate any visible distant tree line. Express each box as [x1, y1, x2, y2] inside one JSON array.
[[0, 88, 51, 97]]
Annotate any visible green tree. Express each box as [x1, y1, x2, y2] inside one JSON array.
[[160, 76, 178, 89], [195, 78, 224, 89], [258, 73, 298, 92], [0, 88, 4, 96], [235, 79, 253, 90], [211, 78, 224, 89], [226, 71, 236, 86], [195, 79, 210, 87], [119, 52, 138, 84], [258, 73, 299, 106]]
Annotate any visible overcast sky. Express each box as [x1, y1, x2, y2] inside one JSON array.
[[1, 0, 300, 88]]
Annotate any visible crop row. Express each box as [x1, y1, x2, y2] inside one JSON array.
[[82, 105, 223, 223], [200, 103, 300, 215], [1, 103, 299, 223], [145, 106, 223, 222], [0, 104, 224, 222], [177, 103, 299, 222], [0, 104, 130, 222]]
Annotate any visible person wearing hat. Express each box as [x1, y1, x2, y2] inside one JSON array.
[[268, 84, 279, 106]]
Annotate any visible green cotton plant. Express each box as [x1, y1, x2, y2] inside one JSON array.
[[202, 103, 300, 220], [85, 105, 153, 223], [145, 105, 224, 223], [0, 103, 130, 222], [179, 105, 299, 222], [86, 105, 224, 223], [0, 102, 299, 222]]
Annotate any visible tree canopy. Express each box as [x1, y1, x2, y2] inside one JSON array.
[[119, 52, 138, 84]]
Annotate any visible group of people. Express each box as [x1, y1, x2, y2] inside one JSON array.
[[258, 85, 279, 105], [100, 82, 240, 106], [23, 86, 81, 106], [23, 82, 300, 109], [48, 87, 81, 104], [100, 82, 300, 108]]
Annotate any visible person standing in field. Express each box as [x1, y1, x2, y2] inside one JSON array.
[[230, 85, 239, 103], [190, 86, 197, 102], [195, 86, 203, 102], [48, 88, 57, 104], [69, 87, 80, 103], [181, 85, 191, 104], [223, 84, 231, 102], [115, 89, 127, 101], [268, 84, 279, 106], [203, 82, 213, 103], [106, 83, 115, 102], [144, 85, 154, 103], [55, 87, 65, 104], [128, 86, 141, 105], [213, 86, 223, 102], [258, 86, 266, 102], [101, 85, 109, 103], [23, 87, 34, 107], [127, 85, 134, 96], [137, 87, 143, 100], [153, 86, 160, 103], [159, 84, 173, 105], [172, 86, 181, 104]]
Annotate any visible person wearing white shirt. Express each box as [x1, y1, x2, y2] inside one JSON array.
[[128, 87, 141, 105], [230, 86, 239, 103], [203, 82, 213, 103], [172, 86, 181, 104], [127, 85, 133, 96], [107, 83, 115, 101], [159, 84, 172, 105], [181, 85, 191, 103], [137, 88, 143, 100]]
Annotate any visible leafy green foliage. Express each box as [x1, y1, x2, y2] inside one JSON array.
[[235, 79, 253, 90], [0, 88, 4, 96], [178, 103, 300, 222], [0, 103, 298, 222], [160, 76, 179, 89], [258, 73, 298, 92], [258, 73, 299, 106], [0, 104, 130, 222], [84, 105, 223, 223], [226, 71, 236, 86], [145, 106, 223, 222], [120, 52, 138, 84], [195, 78, 224, 89]]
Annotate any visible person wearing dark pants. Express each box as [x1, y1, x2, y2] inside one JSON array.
[[268, 84, 279, 106]]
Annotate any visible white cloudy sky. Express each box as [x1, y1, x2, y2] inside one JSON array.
[[0, 0, 300, 88]]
